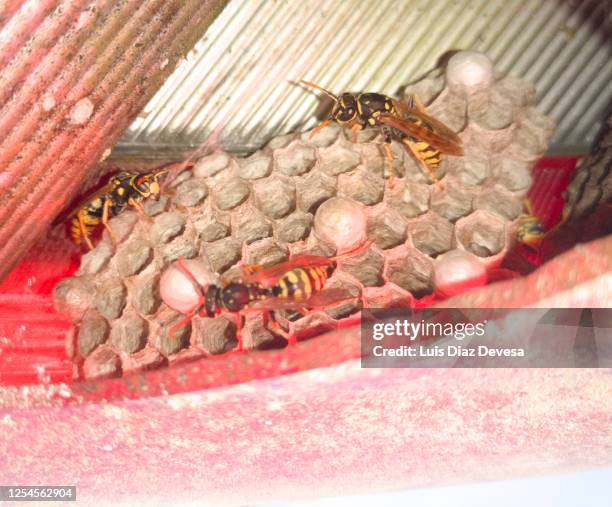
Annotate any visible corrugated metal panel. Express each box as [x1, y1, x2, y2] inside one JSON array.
[[115, 0, 612, 158]]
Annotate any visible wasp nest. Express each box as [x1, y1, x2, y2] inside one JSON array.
[[54, 51, 554, 380], [563, 115, 611, 222]]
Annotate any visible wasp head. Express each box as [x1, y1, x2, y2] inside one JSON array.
[[132, 170, 168, 199], [203, 284, 222, 318], [301, 80, 359, 125], [331, 93, 358, 124]]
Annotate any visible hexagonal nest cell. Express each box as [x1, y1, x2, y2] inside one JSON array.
[[53, 54, 554, 380]]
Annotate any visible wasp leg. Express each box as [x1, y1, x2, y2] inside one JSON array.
[[161, 189, 188, 214], [128, 197, 153, 223], [176, 203, 190, 214], [523, 198, 535, 216], [234, 312, 245, 352], [253, 308, 302, 346], [229, 308, 279, 352], [308, 119, 332, 140], [176, 258, 205, 297], [351, 123, 363, 143], [77, 211, 95, 251], [101, 198, 118, 250], [382, 142, 396, 189], [260, 308, 296, 346], [229, 307, 293, 350], [168, 310, 197, 341], [402, 138, 442, 187]]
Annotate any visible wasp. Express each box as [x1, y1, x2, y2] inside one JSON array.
[[62, 167, 169, 250], [516, 202, 547, 250], [300, 81, 464, 185], [516, 198, 567, 256], [171, 242, 373, 350]]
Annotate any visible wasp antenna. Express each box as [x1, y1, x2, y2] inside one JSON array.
[[155, 160, 194, 175], [300, 80, 338, 102], [152, 168, 170, 177]]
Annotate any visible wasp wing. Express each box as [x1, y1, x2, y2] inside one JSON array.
[[379, 110, 464, 156], [245, 287, 359, 312], [393, 96, 462, 130], [53, 180, 119, 225], [301, 286, 360, 308], [238, 254, 335, 287], [237, 240, 374, 287]]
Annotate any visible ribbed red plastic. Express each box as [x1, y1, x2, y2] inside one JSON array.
[[0, 0, 227, 282]]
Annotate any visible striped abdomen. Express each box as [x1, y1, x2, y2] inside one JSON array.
[[70, 208, 101, 245], [402, 115, 441, 170], [273, 265, 332, 300], [407, 139, 441, 170]]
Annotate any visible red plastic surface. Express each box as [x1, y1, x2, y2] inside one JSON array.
[[2, 367, 612, 505], [0, 235, 78, 385], [527, 156, 579, 229]]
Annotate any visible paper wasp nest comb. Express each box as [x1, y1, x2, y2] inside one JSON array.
[[563, 115, 611, 221], [54, 51, 554, 380]]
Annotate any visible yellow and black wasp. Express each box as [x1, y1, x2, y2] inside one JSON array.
[[516, 198, 567, 253], [171, 241, 373, 349], [516, 200, 547, 250], [62, 167, 169, 250], [300, 81, 464, 185]]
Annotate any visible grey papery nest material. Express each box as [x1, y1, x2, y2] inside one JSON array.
[[54, 56, 554, 380]]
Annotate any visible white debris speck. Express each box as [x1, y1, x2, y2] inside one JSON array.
[[102, 405, 125, 420], [266, 399, 287, 411], [0, 172, 12, 190], [57, 384, 72, 398], [35, 364, 51, 384], [100, 148, 112, 161], [1, 414, 16, 428], [42, 95, 56, 111], [160, 58, 169, 70], [69, 98, 94, 125], [76, 10, 94, 31], [102, 444, 113, 452], [166, 393, 206, 410]]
